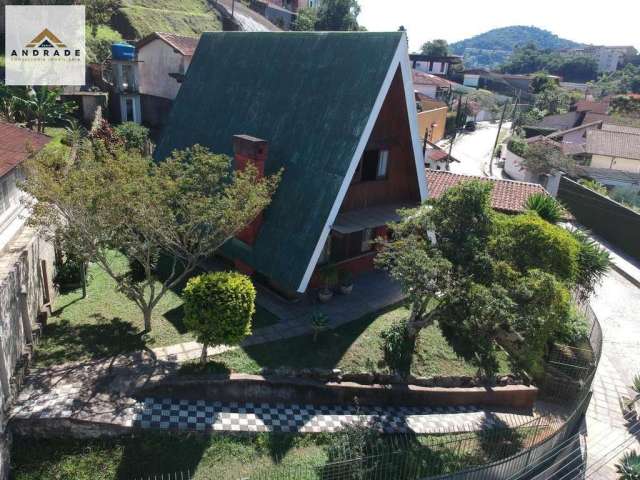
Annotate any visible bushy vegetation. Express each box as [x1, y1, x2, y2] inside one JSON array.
[[450, 26, 582, 69], [579, 179, 608, 196], [376, 181, 609, 379], [114, 121, 149, 152], [592, 64, 640, 96], [86, 24, 123, 64], [294, 0, 361, 31], [525, 192, 565, 224], [183, 272, 256, 362], [500, 43, 597, 82], [616, 450, 640, 480]]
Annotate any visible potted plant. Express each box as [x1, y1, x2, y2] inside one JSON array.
[[310, 311, 329, 342], [339, 269, 354, 295], [317, 264, 338, 302]]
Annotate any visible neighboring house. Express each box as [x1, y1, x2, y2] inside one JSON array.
[[412, 70, 453, 101], [423, 143, 459, 171], [501, 73, 560, 94], [574, 99, 609, 115], [426, 170, 548, 214], [410, 54, 462, 78], [462, 69, 537, 101], [503, 136, 565, 195], [156, 32, 427, 297], [415, 94, 447, 143], [264, 0, 320, 11], [586, 125, 640, 172], [546, 120, 604, 156], [523, 111, 583, 137], [136, 32, 199, 128], [0, 123, 55, 477]]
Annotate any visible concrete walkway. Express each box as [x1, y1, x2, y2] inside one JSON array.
[[153, 269, 404, 363], [584, 267, 640, 479]]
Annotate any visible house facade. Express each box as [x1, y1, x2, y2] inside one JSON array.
[[156, 32, 427, 297], [136, 32, 199, 128], [0, 123, 55, 478], [586, 125, 640, 172], [410, 54, 462, 78]]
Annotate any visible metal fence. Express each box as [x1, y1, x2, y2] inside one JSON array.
[[131, 306, 603, 480]]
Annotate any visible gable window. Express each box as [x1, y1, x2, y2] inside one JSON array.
[[354, 149, 389, 182]]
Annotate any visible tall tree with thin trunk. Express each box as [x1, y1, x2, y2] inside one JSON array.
[[22, 138, 279, 332]]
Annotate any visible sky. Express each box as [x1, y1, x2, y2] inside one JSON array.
[[357, 0, 640, 53]]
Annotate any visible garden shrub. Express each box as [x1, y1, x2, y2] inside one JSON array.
[[114, 122, 150, 153], [552, 304, 589, 346], [524, 192, 564, 224], [507, 137, 528, 157], [578, 179, 608, 196], [380, 320, 415, 377], [183, 272, 256, 362], [572, 229, 611, 301], [491, 213, 580, 283]]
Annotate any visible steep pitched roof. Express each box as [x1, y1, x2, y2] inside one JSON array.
[[586, 129, 640, 161], [426, 170, 547, 214], [156, 32, 425, 292], [0, 122, 50, 177], [137, 32, 199, 56]]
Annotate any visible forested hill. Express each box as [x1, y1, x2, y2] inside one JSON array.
[[450, 26, 583, 69]]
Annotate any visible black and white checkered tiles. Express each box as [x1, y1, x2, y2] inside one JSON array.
[[133, 398, 527, 434]]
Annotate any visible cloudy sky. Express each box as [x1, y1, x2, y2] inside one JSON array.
[[357, 0, 640, 53]]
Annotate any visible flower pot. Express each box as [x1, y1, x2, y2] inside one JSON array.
[[339, 284, 353, 295], [318, 289, 333, 303]]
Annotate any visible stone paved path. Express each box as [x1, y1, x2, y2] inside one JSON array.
[[153, 269, 404, 363], [584, 269, 640, 479]]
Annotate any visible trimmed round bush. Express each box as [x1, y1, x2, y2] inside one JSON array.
[[183, 272, 256, 361]]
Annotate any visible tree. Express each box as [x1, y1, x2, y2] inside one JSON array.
[[22, 138, 280, 332], [420, 39, 449, 57], [293, 6, 318, 31], [315, 0, 361, 31], [519, 141, 575, 175], [13, 87, 76, 133], [530, 72, 557, 94], [85, 0, 121, 37], [183, 272, 255, 362]]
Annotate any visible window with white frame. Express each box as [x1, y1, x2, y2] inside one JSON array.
[[353, 149, 390, 182]]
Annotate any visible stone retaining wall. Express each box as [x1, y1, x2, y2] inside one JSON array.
[[137, 374, 539, 409]]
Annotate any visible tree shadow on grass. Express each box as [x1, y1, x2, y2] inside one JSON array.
[[36, 317, 146, 367], [477, 412, 525, 463], [163, 304, 189, 334]]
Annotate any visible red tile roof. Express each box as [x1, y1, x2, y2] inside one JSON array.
[[137, 32, 199, 56], [426, 170, 547, 213], [412, 70, 453, 88], [0, 122, 50, 177], [575, 100, 609, 114]]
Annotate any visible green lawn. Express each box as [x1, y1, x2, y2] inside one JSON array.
[[118, 0, 222, 38], [198, 306, 511, 378], [11, 427, 530, 480], [36, 254, 278, 367]]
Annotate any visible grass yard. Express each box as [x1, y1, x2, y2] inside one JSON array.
[[118, 0, 222, 38], [195, 306, 512, 378], [11, 426, 532, 480], [36, 254, 278, 367]]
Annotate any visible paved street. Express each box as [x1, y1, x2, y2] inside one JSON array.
[[585, 269, 640, 478], [438, 121, 511, 177]]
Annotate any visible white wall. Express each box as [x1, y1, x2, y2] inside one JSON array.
[[414, 60, 448, 76], [503, 148, 539, 183], [138, 39, 191, 100], [0, 169, 28, 252], [591, 154, 640, 172]]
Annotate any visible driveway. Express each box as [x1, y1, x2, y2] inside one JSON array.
[[438, 121, 511, 177]]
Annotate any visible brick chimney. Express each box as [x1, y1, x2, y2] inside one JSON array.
[[233, 134, 268, 247]]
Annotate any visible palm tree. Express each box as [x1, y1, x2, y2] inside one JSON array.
[[14, 87, 76, 133], [616, 450, 640, 480]]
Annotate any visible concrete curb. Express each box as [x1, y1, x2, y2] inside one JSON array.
[[611, 262, 640, 289]]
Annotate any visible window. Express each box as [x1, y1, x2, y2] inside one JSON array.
[[357, 149, 389, 182], [361, 228, 373, 252]]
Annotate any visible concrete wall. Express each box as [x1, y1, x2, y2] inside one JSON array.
[[591, 154, 640, 172], [417, 107, 447, 143], [137, 39, 191, 100], [503, 149, 539, 183], [0, 227, 55, 480]]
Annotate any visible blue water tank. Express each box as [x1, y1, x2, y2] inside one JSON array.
[[111, 42, 135, 61]]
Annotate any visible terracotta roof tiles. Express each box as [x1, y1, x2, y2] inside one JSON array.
[[426, 170, 547, 213], [0, 122, 51, 177]]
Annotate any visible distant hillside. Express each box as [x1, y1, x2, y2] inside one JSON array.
[[112, 0, 222, 40], [450, 26, 583, 69]]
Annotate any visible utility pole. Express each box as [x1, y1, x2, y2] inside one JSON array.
[[489, 99, 510, 177]]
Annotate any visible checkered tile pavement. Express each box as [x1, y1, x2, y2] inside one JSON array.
[[133, 397, 534, 434]]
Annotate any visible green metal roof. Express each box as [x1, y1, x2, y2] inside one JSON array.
[[155, 31, 405, 292]]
